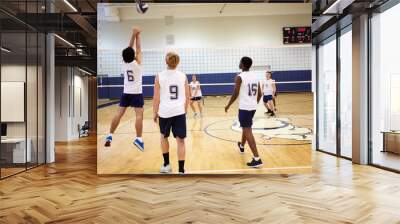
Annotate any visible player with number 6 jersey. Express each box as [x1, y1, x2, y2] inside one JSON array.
[[153, 52, 190, 174], [104, 27, 145, 152]]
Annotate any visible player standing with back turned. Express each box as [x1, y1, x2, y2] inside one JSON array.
[[225, 56, 263, 168], [153, 52, 190, 174]]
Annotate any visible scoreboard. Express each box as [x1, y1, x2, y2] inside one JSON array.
[[283, 27, 311, 44]]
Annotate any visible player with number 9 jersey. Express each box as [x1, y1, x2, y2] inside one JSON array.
[[153, 52, 190, 174], [158, 69, 187, 118]]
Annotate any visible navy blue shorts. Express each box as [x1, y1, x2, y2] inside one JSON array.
[[159, 114, 187, 138], [263, 95, 273, 103], [238, 109, 256, 128], [119, 94, 144, 108]]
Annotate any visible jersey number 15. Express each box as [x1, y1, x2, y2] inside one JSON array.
[[247, 83, 257, 96]]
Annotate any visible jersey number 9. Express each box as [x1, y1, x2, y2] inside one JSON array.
[[170, 85, 178, 100]]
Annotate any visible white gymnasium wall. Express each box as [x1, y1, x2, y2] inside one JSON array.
[[98, 15, 310, 49], [98, 14, 311, 77]]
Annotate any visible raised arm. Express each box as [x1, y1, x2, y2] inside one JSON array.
[[135, 30, 142, 65], [153, 75, 160, 122], [129, 27, 142, 64], [225, 75, 242, 113]]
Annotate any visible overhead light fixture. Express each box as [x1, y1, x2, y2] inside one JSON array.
[[1, 47, 11, 53], [63, 0, 78, 12], [54, 34, 75, 48], [78, 67, 93, 76], [322, 0, 355, 15]]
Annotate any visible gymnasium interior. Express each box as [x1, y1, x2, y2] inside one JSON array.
[[1, 0, 400, 223]]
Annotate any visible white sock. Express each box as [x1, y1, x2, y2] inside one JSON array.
[[136, 137, 143, 142], [254, 157, 260, 161]]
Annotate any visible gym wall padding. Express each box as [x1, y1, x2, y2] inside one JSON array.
[[97, 70, 311, 99]]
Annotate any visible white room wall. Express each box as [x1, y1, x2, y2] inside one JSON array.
[[54, 67, 89, 141]]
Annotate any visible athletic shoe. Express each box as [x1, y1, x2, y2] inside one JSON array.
[[247, 158, 263, 168], [104, 135, 112, 147], [270, 112, 275, 117], [133, 138, 144, 152], [237, 142, 244, 154], [160, 164, 172, 173], [179, 171, 185, 175]]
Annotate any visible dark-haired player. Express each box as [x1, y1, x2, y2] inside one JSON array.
[[104, 27, 144, 151], [261, 71, 276, 117], [225, 56, 263, 168]]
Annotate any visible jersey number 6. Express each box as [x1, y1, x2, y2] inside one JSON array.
[[170, 85, 178, 100], [127, 70, 134, 82]]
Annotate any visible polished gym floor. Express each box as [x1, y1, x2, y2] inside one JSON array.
[[97, 93, 313, 174]]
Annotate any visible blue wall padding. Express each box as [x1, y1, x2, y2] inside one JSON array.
[[98, 70, 311, 99]]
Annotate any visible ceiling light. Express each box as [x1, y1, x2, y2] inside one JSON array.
[[323, 0, 354, 15], [78, 67, 92, 76], [1, 47, 11, 53], [63, 0, 78, 12], [54, 34, 75, 48]]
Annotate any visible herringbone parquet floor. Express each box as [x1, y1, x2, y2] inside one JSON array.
[[1, 136, 400, 223]]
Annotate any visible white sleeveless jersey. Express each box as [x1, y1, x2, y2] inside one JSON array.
[[238, 71, 260, 111], [190, 81, 202, 97], [158, 69, 187, 118], [123, 60, 142, 94], [262, 79, 275, 96]]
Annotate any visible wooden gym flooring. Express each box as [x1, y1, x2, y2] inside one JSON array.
[[1, 135, 400, 223], [97, 93, 313, 174]]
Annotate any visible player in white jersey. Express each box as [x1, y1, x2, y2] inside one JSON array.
[[261, 71, 276, 117], [189, 74, 203, 117], [225, 56, 263, 168], [153, 52, 190, 174], [104, 27, 145, 151]]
